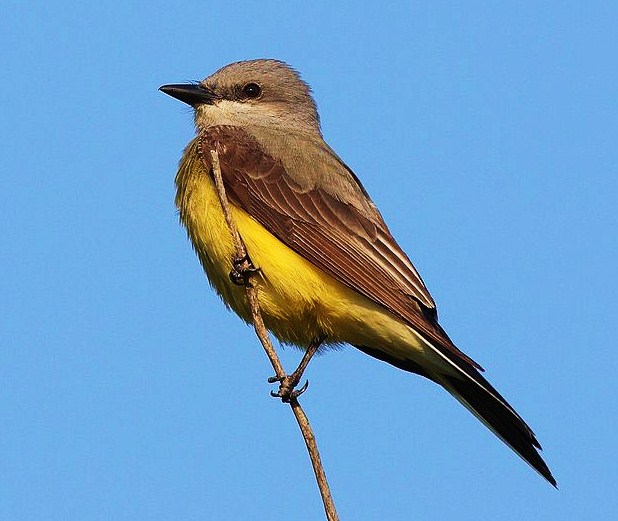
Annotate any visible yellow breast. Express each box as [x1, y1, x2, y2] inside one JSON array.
[[174, 139, 425, 359]]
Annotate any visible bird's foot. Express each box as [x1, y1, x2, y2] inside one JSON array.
[[268, 372, 309, 403], [268, 337, 324, 402], [229, 254, 260, 286]]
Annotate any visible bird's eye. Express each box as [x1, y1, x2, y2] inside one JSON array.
[[242, 83, 261, 98]]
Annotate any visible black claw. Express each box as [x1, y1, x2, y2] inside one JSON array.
[[228, 254, 260, 286], [229, 269, 246, 285], [266, 338, 322, 402], [291, 379, 309, 398], [268, 375, 310, 402]]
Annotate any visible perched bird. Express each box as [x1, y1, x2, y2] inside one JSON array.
[[160, 59, 555, 486]]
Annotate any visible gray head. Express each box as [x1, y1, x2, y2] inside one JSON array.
[[160, 59, 321, 135]]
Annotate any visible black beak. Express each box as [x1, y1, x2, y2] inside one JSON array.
[[159, 83, 218, 106]]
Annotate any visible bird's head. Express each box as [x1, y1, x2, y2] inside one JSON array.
[[160, 59, 321, 135]]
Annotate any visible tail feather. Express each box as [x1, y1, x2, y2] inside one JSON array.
[[438, 372, 556, 487], [354, 343, 557, 487]]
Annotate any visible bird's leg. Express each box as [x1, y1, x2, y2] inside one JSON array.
[[229, 254, 261, 286], [269, 336, 325, 403]]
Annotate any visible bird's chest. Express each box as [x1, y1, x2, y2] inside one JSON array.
[[178, 170, 330, 346], [178, 171, 250, 312]]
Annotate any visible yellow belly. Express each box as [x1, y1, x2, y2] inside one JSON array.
[[175, 141, 428, 361]]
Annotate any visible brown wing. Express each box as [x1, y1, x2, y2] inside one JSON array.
[[199, 125, 482, 371]]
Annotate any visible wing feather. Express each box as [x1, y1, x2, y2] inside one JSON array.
[[198, 125, 481, 371]]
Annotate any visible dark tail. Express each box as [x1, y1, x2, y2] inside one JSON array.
[[439, 372, 557, 487], [355, 343, 557, 487]]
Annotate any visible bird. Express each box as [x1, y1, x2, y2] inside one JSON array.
[[160, 59, 556, 486]]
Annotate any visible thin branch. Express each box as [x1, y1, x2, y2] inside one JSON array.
[[210, 149, 286, 379], [289, 398, 339, 521], [209, 149, 339, 521]]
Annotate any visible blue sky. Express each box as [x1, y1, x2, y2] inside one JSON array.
[[2, 2, 617, 519]]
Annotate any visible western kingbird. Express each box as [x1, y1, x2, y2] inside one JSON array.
[[160, 59, 555, 486]]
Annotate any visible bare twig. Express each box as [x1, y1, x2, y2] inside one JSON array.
[[209, 149, 339, 521]]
